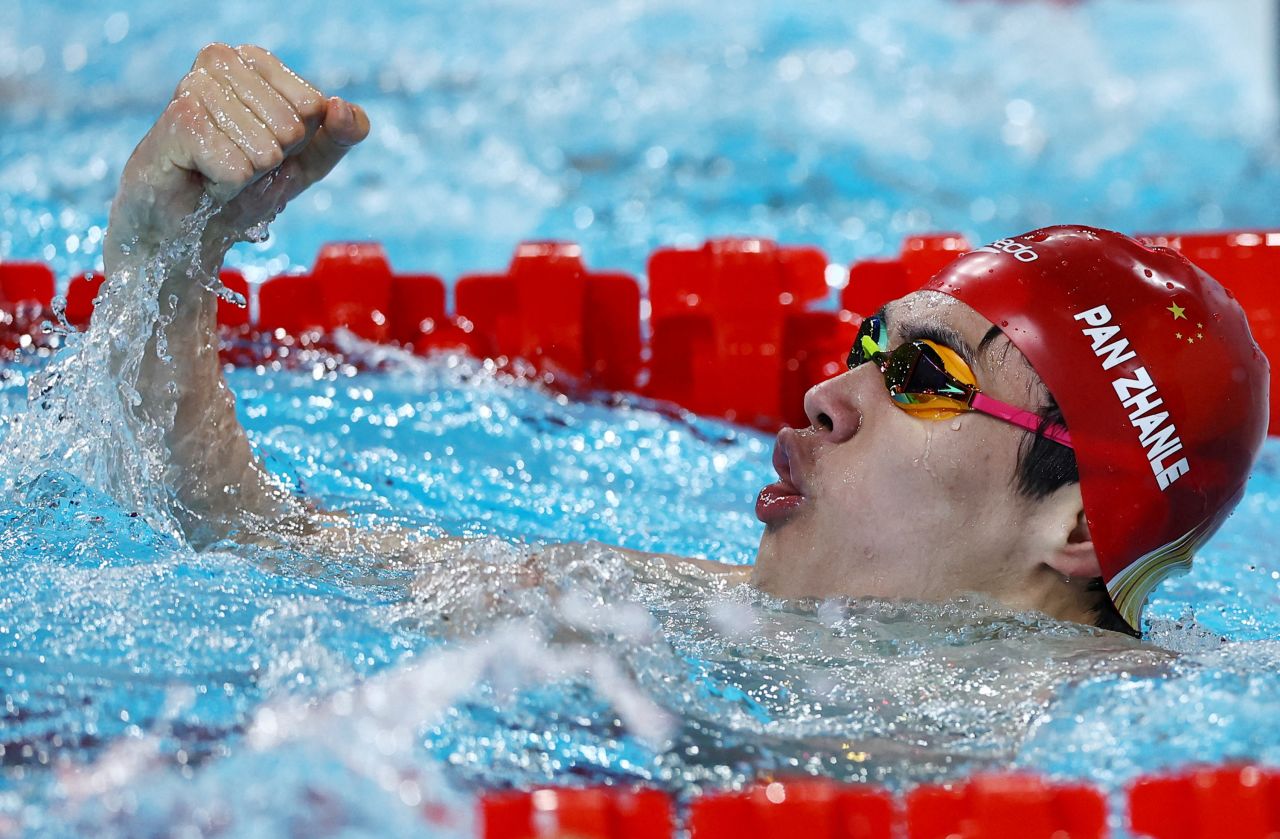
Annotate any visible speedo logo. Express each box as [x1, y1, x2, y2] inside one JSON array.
[[974, 238, 1039, 262]]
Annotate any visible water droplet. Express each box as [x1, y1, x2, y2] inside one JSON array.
[[1144, 269, 1154, 278]]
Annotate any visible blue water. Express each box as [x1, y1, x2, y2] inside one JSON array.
[[4, 346, 1280, 837], [3, 0, 1279, 281], [5, 2, 1280, 837]]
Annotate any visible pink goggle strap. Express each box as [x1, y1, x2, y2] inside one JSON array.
[[971, 392, 1074, 448]]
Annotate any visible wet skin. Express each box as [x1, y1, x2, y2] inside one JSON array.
[[751, 291, 1103, 625], [103, 43, 1102, 627]]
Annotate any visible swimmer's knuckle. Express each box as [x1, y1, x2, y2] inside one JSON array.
[[201, 150, 231, 174], [239, 44, 273, 65], [227, 161, 255, 187], [206, 167, 238, 195], [196, 43, 233, 66], [276, 118, 306, 148], [167, 94, 204, 125], [259, 144, 285, 171], [295, 92, 324, 119], [183, 67, 215, 95]]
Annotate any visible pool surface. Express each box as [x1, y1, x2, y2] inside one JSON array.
[[4, 2, 1280, 837]]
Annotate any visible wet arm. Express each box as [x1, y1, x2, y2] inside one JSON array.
[[612, 545, 753, 581], [102, 44, 369, 544]]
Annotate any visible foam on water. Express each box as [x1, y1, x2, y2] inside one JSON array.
[[0, 196, 232, 541]]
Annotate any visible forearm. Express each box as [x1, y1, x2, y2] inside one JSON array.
[[93, 42, 372, 548], [101, 224, 300, 544]]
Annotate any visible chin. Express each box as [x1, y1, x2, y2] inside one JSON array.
[[751, 529, 811, 597], [751, 531, 779, 587], [752, 530, 771, 566]]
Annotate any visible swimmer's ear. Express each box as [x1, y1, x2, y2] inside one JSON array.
[[1045, 506, 1102, 580]]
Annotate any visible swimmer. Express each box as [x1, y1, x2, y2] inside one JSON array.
[[104, 44, 1269, 637]]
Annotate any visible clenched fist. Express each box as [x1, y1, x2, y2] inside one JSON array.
[[107, 43, 369, 255]]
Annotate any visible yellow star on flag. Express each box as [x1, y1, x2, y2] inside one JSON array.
[[1168, 302, 1187, 320]]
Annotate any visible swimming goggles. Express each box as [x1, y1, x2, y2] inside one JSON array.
[[847, 315, 1074, 448]]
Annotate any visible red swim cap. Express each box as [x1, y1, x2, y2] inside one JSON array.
[[922, 225, 1269, 630]]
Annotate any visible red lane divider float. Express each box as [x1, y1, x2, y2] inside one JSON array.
[[0, 261, 55, 352], [0, 261, 55, 307], [687, 777, 895, 839], [457, 241, 641, 390], [1129, 764, 1280, 839], [474, 766, 1280, 838], [481, 786, 671, 839], [3, 229, 1280, 434], [64, 271, 104, 329], [217, 269, 251, 328], [841, 232, 970, 318], [63, 269, 252, 331], [906, 773, 1106, 839], [647, 237, 827, 426]]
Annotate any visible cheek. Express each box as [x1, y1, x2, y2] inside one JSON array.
[[811, 423, 947, 523], [927, 423, 1027, 538], [813, 420, 1011, 529]]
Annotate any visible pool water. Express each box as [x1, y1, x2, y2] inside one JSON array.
[[5, 336, 1280, 836], [4, 1, 1280, 837], [4, 0, 1279, 280]]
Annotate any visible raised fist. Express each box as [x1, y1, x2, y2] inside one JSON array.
[[107, 43, 369, 252]]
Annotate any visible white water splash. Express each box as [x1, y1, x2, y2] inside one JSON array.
[[0, 198, 226, 539], [42, 610, 675, 838]]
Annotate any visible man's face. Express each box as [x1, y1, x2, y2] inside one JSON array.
[[751, 290, 1053, 605]]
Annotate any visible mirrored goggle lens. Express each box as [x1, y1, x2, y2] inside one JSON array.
[[884, 342, 973, 412], [848, 315, 888, 369]]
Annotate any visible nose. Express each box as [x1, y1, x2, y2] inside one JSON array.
[[802, 370, 866, 442]]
